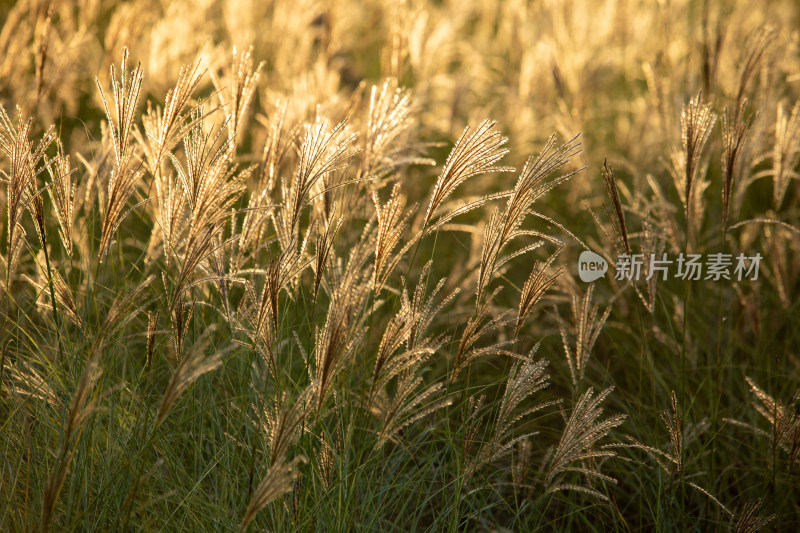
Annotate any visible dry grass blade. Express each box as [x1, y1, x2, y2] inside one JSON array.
[[601, 159, 629, 254]]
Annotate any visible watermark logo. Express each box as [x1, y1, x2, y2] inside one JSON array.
[[578, 251, 762, 282], [613, 252, 761, 281], [578, 250, 608, 282]]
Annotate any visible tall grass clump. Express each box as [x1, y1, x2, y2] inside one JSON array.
[[1, 0, 799, 531]]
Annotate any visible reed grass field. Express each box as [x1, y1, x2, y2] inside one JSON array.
[[1, 0, 799, 530]]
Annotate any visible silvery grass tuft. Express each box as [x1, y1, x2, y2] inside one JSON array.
[[0, 1, 799, 531]]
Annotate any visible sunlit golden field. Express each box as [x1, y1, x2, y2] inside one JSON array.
[[1, 0, 799, 530]]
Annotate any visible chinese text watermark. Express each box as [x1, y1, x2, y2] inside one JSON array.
[[578, 251, 762, 282]]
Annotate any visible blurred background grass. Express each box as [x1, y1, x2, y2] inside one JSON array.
[[1, 0, 799, 530]]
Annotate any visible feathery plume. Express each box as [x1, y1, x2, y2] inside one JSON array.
[[312, 214, 341, 300], [451, 289, 513, 382], [627, 391, 685, 477], [515, 249, 563, 338], [735, 26, 776, 108], [262, 385, 315, 466], [373, 184, 411, 291], [423, 119, 512, 229], [470, 356, 555, 474], [744, 377, 800, 466], [96, 48, 146, 262], [403, 265, 450, 349], [545, 387, 625, 500], [771, 101, 800, 209], [0, 104, 56, 281], [212, 46, 263, 151], [558, 285, 610, 387], [240, 455, 305, 532], [476, 133, 581, 303], [146, 310, 159, 369], [279, 118, 358, 249], [46, 141, 76, 256], [24, 260, 82, 328], [157, 327, 224, 427], [677, 93, 716, 233], [360, 80, 426, 179], [373, 371, 451, 449], [732, 499, 775, 533], [721, 102, 753, 238], [139, 57, 205, 172]]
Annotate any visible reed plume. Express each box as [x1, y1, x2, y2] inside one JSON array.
[[544, 387, 625, 500], [96, 49, 146, 263]]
